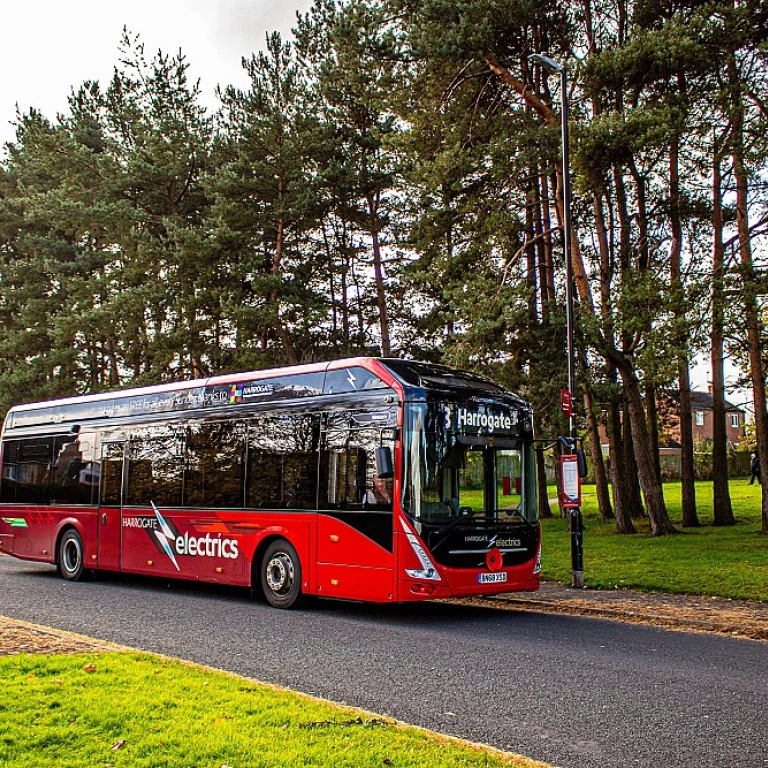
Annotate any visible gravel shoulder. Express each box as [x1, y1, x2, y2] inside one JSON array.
[[0, 616, 122, 655]]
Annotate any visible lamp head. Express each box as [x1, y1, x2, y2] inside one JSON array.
[[528, 53, 563, 74]]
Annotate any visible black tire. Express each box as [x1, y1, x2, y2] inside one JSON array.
[[57, 528, 85, 582], [260, 539, 303, 609]]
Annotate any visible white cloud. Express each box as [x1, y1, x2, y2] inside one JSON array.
[[0, 0, 312, 148]]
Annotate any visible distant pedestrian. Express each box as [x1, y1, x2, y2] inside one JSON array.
[[749, 452, 761, 485]]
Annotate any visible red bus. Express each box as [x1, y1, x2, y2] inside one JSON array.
[[0, 358, 540, 608]]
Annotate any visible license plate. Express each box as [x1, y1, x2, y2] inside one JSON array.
[[478, 572, 507, 584]]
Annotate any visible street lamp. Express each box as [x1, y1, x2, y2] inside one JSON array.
[[529, 53, 584, 589]]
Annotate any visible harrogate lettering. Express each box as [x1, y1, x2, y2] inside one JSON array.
[[455, 408, 517, 432], [123, 517, 157, 529]]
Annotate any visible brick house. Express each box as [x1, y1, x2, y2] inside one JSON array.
[[599, 389, 747, 452], [658, 390, 746, 449]]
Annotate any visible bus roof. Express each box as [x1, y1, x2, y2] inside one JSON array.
[[3, 357, 528, 433]]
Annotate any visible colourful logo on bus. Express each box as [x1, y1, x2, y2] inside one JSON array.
[[1, 517, 28, 528], [229, 384, 244, 404]]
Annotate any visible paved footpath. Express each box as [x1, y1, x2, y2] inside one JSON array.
[[482, 582, 768, 640]]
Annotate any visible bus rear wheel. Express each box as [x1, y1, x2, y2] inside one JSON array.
[[57, 528, 85, 581], [260, 539, 303, 609]]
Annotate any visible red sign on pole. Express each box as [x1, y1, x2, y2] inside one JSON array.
[[561, 388, 573, 416], [560, 454, 581, 508]]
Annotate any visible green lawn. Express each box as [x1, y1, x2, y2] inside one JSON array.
[[540, 479, 768, 602], [0, 653, 546, 768]]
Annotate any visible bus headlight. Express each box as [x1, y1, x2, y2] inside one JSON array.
[[533, 545, 542, 574]]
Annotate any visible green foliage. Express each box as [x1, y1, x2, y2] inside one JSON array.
[[212, 32, 329, 366], [0, 30, 214, 407], [584, 15, 711, 93], [400, 0, 572, 66]]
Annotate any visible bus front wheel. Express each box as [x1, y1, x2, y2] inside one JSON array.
[[57, 528, 85, 581], [260, 539, 303, 609]]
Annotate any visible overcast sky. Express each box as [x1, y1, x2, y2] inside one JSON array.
[[0, 0, 312, 148]]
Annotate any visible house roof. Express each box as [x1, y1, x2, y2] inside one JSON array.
[[690, 391, 743, 413]]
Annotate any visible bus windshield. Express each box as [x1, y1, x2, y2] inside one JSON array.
[[402, 403, 537, 524]]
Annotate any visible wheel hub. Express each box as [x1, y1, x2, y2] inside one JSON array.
[[64, 540, 80, 574], [266, 554, 293, 594]]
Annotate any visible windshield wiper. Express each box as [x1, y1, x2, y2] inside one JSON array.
[[497, 509, 536, 526], [429, 507, 475, 551]]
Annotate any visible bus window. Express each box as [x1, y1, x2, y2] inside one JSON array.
[[403, 403, 537, 523], [100, 442, 124, 506], [246, 413, 318, 509], [0, 440, 20, 503], [185, 420, 246, 508], [52, 433, 96, 505], [126, 426, 184, 507], [324, 368, 389, 394], [321, 415, 394, 511], [15, 438, 55, 505]]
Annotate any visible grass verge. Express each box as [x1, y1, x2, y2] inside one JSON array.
[[0, 652, 547, 768], [540, 479, 768, 601]]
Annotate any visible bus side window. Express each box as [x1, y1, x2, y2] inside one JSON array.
[[0, 440, 20, 503], [15, 438, 55, 505], [246, 413, 319, 510], [52, 433, 95, 505], [322, 418, 394, 511], [185, 420, 246, 508], [126, 427, 184, 507], [100, 443, 124, 506]]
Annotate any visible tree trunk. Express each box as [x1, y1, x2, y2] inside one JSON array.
[[593, 184, 631, 530], [618, 363, 676, 535], [104, 337, 120, 386], [366, 192, 391, 357], [583, 380, 613, 520], [678, 373, 700, 526], [669, 135, 699, 527], [270, 208, 298, 366], [608, 390, 636, 533], [645, 382, 663, 489], [622, 394, 645, 520], [532, 170, 553, 309], [729, 50, 768, 534], [711, 139, 735, 525]]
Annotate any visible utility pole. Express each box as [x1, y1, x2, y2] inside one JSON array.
[[529, 53, 583, 588]]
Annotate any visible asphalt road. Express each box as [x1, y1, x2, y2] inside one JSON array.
[[1, 556, 766, 768]]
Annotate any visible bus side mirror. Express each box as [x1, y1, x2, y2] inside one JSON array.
[[576, 449, 588, 478], [375, 446, 394, 479]]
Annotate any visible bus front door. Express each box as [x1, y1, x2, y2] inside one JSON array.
[[97, 441, 125, 572]]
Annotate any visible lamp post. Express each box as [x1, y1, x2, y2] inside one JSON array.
[[529, 53, 583, 589]]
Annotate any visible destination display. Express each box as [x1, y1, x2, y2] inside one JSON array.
[[443, 404, 520, 436]]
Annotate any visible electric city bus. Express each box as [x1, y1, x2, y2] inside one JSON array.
[[0, 358, 540, 608]]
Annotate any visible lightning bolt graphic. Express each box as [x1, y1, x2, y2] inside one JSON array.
[[151, 502, 181, 571], [346, 370, 357, 390]]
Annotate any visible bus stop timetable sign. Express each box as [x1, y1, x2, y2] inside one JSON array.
[[560, 454, 581, 508]]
